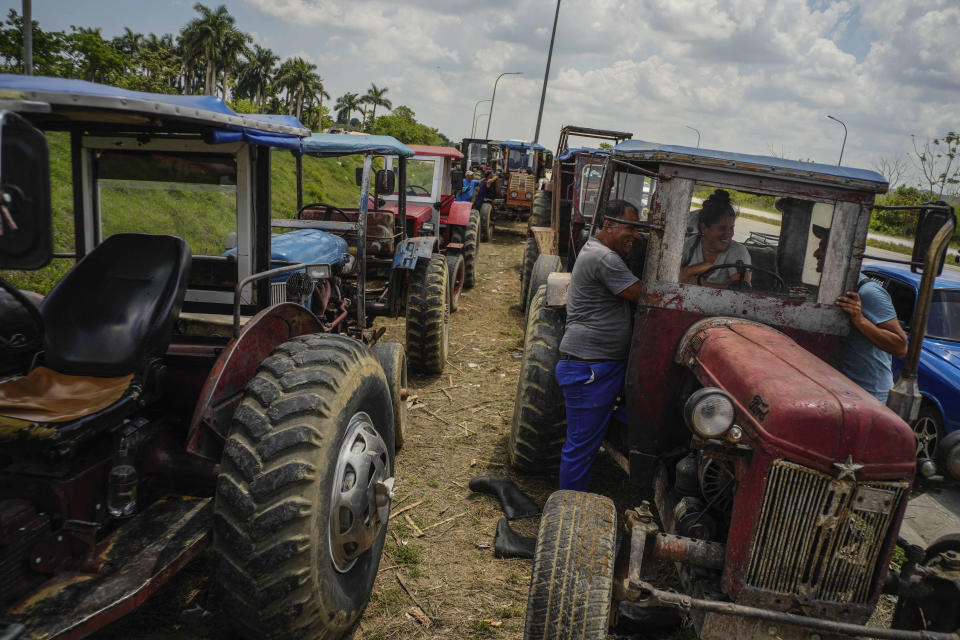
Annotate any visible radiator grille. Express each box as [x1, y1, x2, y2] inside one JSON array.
[[744, 460, 907, 603]]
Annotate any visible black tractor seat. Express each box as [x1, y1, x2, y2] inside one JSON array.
[[0, 233, 191, 452]]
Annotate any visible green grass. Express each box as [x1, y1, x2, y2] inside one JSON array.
[[2, 134, 367, 294]]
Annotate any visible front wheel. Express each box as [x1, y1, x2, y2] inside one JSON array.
[[480, 202, 493, 242], [214, 334, 394, 640], [446, 253, 465, 313], [912, 405, 944, 460], [524, 491, 617, 640], [372, 341, 407, 451], [463, 210, 480, 289], [406, 254, 449, 374]]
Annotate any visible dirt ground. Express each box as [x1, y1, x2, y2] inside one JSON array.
[[89, 220, 893, 640]]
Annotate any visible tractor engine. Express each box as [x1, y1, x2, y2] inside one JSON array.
[[673, 319, 916, 624]]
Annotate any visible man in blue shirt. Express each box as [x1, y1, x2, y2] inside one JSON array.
[[457, 171, 479, 202], [813, 225, 908, 402]]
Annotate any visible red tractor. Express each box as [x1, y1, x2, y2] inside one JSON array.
[[379, 144, 479, 311], [0, 76, 405, 640], [520, 125, 632, 313], [512, 139, 960, 638]]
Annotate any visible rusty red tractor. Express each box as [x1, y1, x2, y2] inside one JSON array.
[[520, 125, 633, 313], [0, 76, 408, 640], [511, 139, 960, 638]]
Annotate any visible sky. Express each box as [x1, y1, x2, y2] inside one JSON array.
[[12, 0, 960, 185]]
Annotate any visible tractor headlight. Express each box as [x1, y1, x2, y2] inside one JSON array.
[[307, 264, 331, 280], [421, 222, 435, 234], [525, 192, 533, 200], [510, 190, 519, 198], [683, 388, 735, 439]]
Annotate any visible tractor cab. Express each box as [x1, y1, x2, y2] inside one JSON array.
[[0, 75, 401, 640], [514, 138, 960, 638], [496, 139, 551, 220], [459, 137, 500, 174]]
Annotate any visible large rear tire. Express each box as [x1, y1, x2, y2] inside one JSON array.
[[214, 334, 394, 640], [519, 237, 539, 312], [446, 253, 465, 313], [525, 253, 562, 321], [371, 341, 407, 451], [509, 285, 566, 474], [480, 202, 493, 242], [529, 190, 551, 228], [461, 210, 480, 289], [524, 491, 616, 640], [406, 254, 449, 374]]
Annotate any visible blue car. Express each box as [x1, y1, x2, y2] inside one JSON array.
[[861, 262, 960, 462]]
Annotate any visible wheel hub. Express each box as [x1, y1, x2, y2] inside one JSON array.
[[914, 416, 939, 459], [328, 412, 393, 573]]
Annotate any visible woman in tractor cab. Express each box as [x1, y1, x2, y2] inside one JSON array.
[[680, 189, 752, 287]]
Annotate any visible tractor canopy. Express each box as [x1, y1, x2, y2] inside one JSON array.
[[301, 133, 414, 158]]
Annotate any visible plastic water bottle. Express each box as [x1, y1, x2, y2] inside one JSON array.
[[107, 439, 138, 518]]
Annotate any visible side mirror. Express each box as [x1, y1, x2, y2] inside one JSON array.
[[912, 203, 956, 275], [450, 169, 464, 189], [0, 112, 52, 270], [375, 169, 395, 195], [355, 167, 364, 187]]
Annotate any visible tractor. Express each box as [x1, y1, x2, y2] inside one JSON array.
[[483, 140, 552, 239], [289, 133, 452, 375], [0, 75, 404, 640], [520, 125, 632, 313], [510, 138, 960, 639], [378, 144, 478, 312]]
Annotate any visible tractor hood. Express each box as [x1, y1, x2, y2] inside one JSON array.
[[268, 229, 350, 266], [678, 319, 915, 478]]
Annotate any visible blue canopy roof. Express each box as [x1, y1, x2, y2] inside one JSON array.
[[556, 147, 609, 163], [302, 133, 414, 157], [0, 75, 309, 151], [498, 139, 547, 151], [613, 139, 887, 187]]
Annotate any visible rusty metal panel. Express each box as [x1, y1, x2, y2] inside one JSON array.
[[530, 226, 555, 255], [817, 200, 868, 305], [651, 177, 694, 285], [745, 460, 908, 603]]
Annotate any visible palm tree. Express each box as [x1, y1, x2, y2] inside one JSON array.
[[276, 57, 321, 122], [334, 92, 361, 125], [314, 82, 331, 129], [363, 83, 392, 128], [218, 25, 251, 99], [236, 45, 279, 110], [181, 3, 236, 96]]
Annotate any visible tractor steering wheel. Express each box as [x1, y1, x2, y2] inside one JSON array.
[[406, 185, 430, 197], [696, 263, 785, 292], [297, 202, 350, 222]]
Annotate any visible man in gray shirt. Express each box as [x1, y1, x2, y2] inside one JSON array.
[[556, 199, 642, 490]]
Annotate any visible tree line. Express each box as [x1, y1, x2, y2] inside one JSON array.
[[0, 4, 451, 145]]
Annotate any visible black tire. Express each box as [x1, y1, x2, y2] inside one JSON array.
[[912, 404, 944, 460], [462, 210, 480, 289], [520, 237, 539, 312], [372, 341, 407, 451], [446, 253, 465, 313], [480, 202, 493, 242], [525, 253, 562, 321], [524, 491, 616, 640], [406, 254, 449, 374], [529, 190, 551, 228], [214, 334, 395, 640], [509, 285, 566, 474]]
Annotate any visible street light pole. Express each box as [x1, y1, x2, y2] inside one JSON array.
[[22, 0, 32, 75], [470, 99, 492, 138], [474, 112, 489, 137], [826, 115, 847, 166], [685, 125, 700, 148], [533, 0, 561, 146], [485, 71, 522, 139]]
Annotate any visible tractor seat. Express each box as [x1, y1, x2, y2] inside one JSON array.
[[0, 233, 191, 438]]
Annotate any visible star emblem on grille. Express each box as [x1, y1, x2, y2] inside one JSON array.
[[833, 455, 863, 480]]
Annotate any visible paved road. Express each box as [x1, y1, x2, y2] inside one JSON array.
[[732, 214, 960, 273]]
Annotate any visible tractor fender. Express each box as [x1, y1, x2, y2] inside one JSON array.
[[186, 303, 325, 460], [444, 200, 473, 227], [393, 236, 436, 270], [544, 272, 571, 308]]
